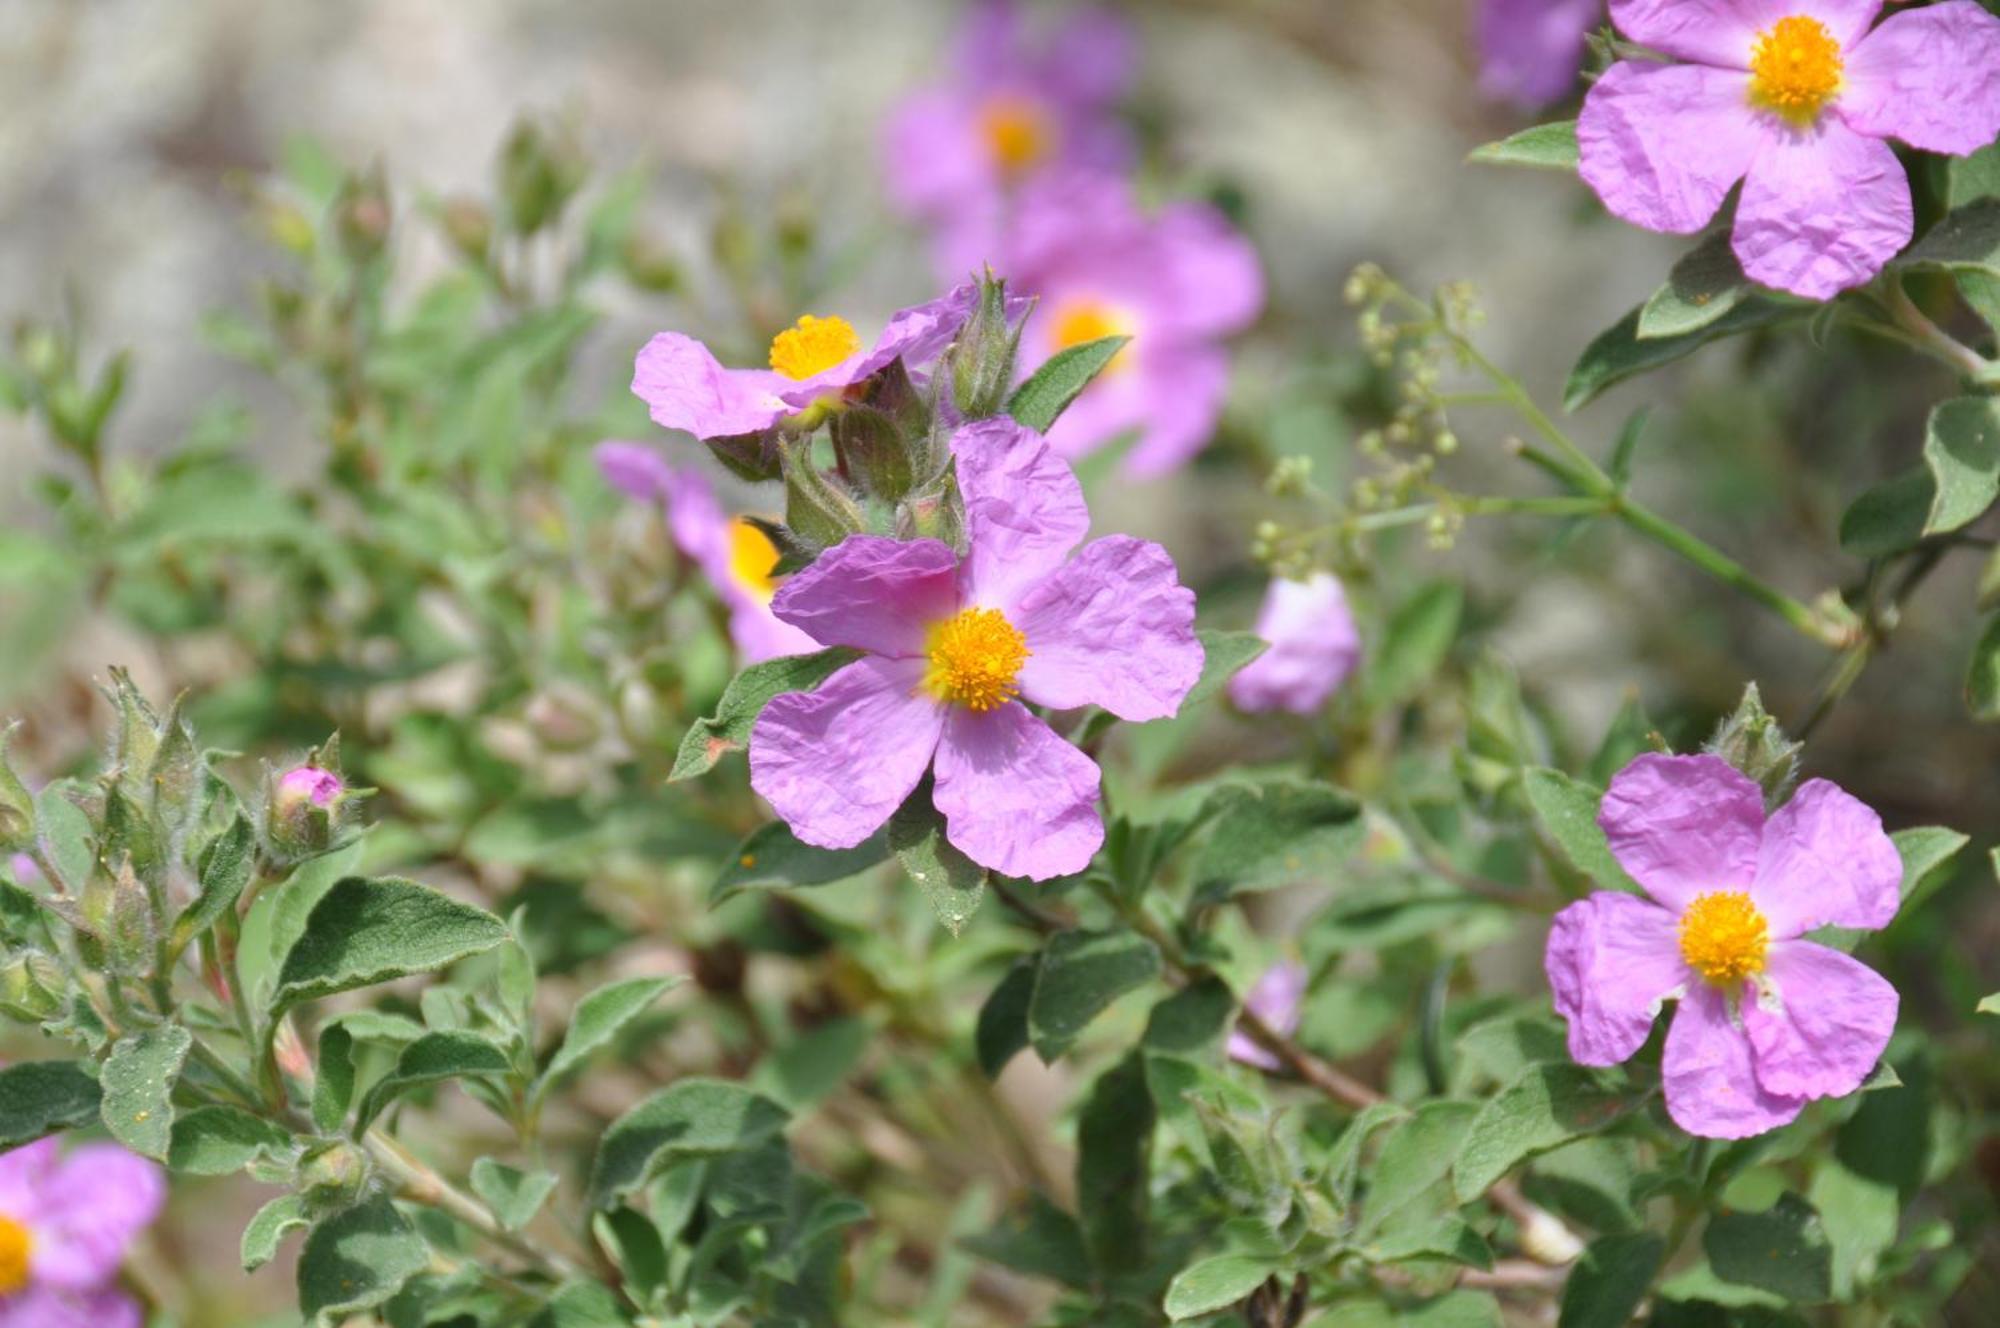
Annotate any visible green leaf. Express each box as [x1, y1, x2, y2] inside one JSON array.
[[314, 1024, 356, 1134], [36, 784, 96, 896], [241, 1193, 311, 1272], [1565, 300, 1805, 412], [1637, 232, 1753, 341], [1029, 928, 1162, 1062], [1892, 826, 1968, 911], [1364, 582, 1462, 710], [1705, 1193, 1833, 1304], [1005, 336, 1131, 432], [1142, 977, 1237, 1057], [530, 1280, 634, 1328], [1362, 1100, 1480, 1234], [540, 976, 679, 1094], [1454, 1064, 1634, 1201], [670, 648, 858, 781], [1077, 1053, 1154, 1279], [1559, 1233, 1665, 1328], [167, 1105, 292, 1175], [1522, 769, 1637, 892], [1971, 614, 2000, 720], [1163, 1254, 1280, 1321], [1807, 1157, 1897, 1298], [0, 723, 34, 853], [298, 1194, 429, 1324], [710, 821, 889, 902], [1192, 777, 1364, 901], [589, 1078, 791, 1206], [1839, 467, 1934, 559], [275, 875, 510, 1010], [101, 1022, 192, 1160], [355, 1030, 514, 1131], [976, 955, 1039, 1078], [1900, 198, 2000, 282], [0, 1061, 102, 1147], [1467, 120, 1577, 172], [889, 794, 985, 935], [169, 814, 256, 956], [1921, 396, 2000, 534], [961, 1192, 1092, 1289], [754, 1016, 871, 1111], [470, 1158, 559, 1231]]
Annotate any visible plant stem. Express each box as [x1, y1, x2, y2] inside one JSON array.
[[363, 1128, 585, 1282]]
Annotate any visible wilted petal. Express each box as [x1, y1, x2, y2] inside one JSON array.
[[953, 418, 1091, 611], [1011, 536, 1201, 722], [632, 333, 788, 440], [1734, 120, 1912, 299], [770, 537, 963, 658], [1662, 984, 1807, 1139], [1546, 892, 1688, 1066], [933, 703, 1102, 880], [1599, 754, 1764, 912], [1742, 941, 1897, 1100], [31, 1144, 164, 1290], [1228, 573, 1361, 715], [750, 657, 945, 850], [1579, 61, 1765, 234], [1840, 1, 2000, 156], [1751, 778, 1902, 938]]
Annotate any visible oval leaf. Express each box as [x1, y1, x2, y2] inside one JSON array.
[[275, 876, 509, 1011]]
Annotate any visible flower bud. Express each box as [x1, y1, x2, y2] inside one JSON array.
[[441, 196, 493, 264], [334, 165, 392, 265], [265, 744, 365, 865], [0, 950, 66, 1023], [1704, 682, 1801, 809], [948, 272, 1026, 422], [296, 1139, 370, 1202], [499, 117, 588, 237], [0, 724, 34, 855], [619, 231, 681, 293]]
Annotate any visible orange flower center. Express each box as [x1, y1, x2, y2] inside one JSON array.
[[1678, 891, 1770, 986], [768, 314, 861, 381], [979, 95, 1055, 175], [1048, 297, 1136, 374], [924, 608, 1030, 711], [1750, 16, 1844, 122], [726, 517, 781, 601], [0, 1213, 33, 1295]]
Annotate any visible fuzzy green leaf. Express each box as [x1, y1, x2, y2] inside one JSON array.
[[297, 1194, 429, 1324], [1559, 1233, 1665, 1328], [241, 1193, 310, 1272], [1522, 768, 1638, 892], [1565, 301, 1805, 412], [589, 1078, 791, 1206], [1467, 120, 1577, 171], [470, 1158, 559, 1231], [1839, 467, 1934, 559], [1454, 1064, 1635, 1201], [1163, 1254, 1280, 1320], [169, 814, 256, 956], [710, 821, 889, 902], [889, 795, 984, 935], [1705, 1193, 1833, 1304], [275, 876, 509, 1010], [1922, 396, 2000, 535], [1006, 336, 1131, 432], [976, 955, 1040, 1079], [101, 1022, 192, 1160], [168, 1105, 293, 1176], [1029, 929, 1161, 1062], [670, 648, 857, 781], [1971, 614, 2000, 721], [540, 975, 679, 1094], [0, 1061, 102, 1148], [355, 1030, 514, 1130], [1192, 777, 1364, 901], [1637, 232, 1753, 341]]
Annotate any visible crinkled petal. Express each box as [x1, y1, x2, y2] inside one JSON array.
[[1599, 754, 1764, 912], [1546, 891, 1689, 1066], [1734, 120, 1912, 299], [1228, 573, 1362, 715], [1150, 202, 1264, 339], [1751, 778, 1902, 939], [1663, 984, 1807, 1139], [1610, 0, 1880, 64], [770, 536, 963, 658], [632, 333, 788, 441], [0, 1287, 142, 1328], [1227, 960, 1307, 1071], [594, 441, 676, 503], [933, 703, 1102, 880], [1479, 0, 1601, 109], [1580, 61, 1766, 234], [31, 1144, 164, 1290], [1011, 536, 1201, 721], [749, 657, 945, 850], [953, 418, 1092, 611], [1840, 1, 2000, 156], [1742, 941, 1897, 1100]]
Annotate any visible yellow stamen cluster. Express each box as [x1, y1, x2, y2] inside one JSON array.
[[1750, 16, 1844, 122], [726, 517, 782, 601], [1678, 891, 1771, 986], [0, 1214, 33, 1295], [768, 314, 861, 381], [924, 607, 1030, 711], [979, 95, 1054, 175], [1049, 297, 1136, 373]]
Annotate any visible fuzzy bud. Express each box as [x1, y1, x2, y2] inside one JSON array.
[[1704, 683, 1802, 809], [0, 950, 66, 1023], [948, 272, 1025, 422]]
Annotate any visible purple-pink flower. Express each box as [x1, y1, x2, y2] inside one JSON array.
[[1546, 753, 1901, 1139], [1478, 0, 1601, 108], [980, 175, 1262, 477], [0, 1136, 164, 1328], [276, 766, 343, 809], [1578, 0, 2000, 299], [1227, 960, 1307, 1071], [1229, 573, 1361, 715], [595, 441, 818, 664], [882, 1, 1136, 234], [749, 418, 1202, 880], [4, 857, 32, 887], [632, 283, 995, 442]]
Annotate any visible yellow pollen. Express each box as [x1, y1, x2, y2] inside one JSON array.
[[1678, 891, 1770, 986], [768, 314, 861, 381], [924, 608, 1030, 711], [0, 1213, 32, 1295], [979, 95, 1054, 175], [726, 517, 782, 601], [1750, 16, 1844, 122], [1049, 297, 1136, 373]]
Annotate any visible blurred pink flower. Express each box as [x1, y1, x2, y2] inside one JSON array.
[[4, 857, 32, 887], [1229, 573, 1360, 715], [1227, 960, 1307, 1071], [595, 442, 819, 664], [0, 1136, 164, 1328], [1478, 0, 1600, 108], [1578, 0, 2000, 298]]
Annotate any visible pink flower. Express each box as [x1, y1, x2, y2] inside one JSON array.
[[882, 0, 1136, 230], [1546, 753, 1902, 1139], [749, 419, 1203, 880], [4, 857, 32, 887], [1228, 574, 1361, 715], [1478, 0, 1601, 108], [594, 442, 819, 664], [276, 766, 343, 809], [1227, 961, 1308, 1070], [1578, 0, 2000, 299], [979, 175, 1262, 477], [632, 283, 997, 442], [0, 1137, 164, 1328]]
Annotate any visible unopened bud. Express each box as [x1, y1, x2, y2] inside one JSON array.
[[266, 748, 364, 865], [499, 118, 588, 237], [296, 1139, 370, 1200], [334, 166, 392, 264], [948, 272, 1025, 421], [441, 196, 493, 263], [1704, 682, 1802, 808], [0, 951, 66, 1023], [619, 232, 680, 293]]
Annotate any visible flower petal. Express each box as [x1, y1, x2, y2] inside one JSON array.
[[1663, 984, 1807, 1139], [1040, 5, 1139, 106], [31, 1144, 164, 1289], [632, 333, 788, 441], [1228, 573, 1362, 715], [749, 657, 945, 850], [1127, 344, 1233, 478], [1742, 940, 1897, 1100], [1546, 891, 1688, 1066], [0, 1138, 57, 1219], [1227, 960, 1307, 1071], [1840, 1, 2000, 156], [1479, 0, 1601, 109], [0, 1287, 142, 1328], [933, 702, 1102, 880], [1599, 754, 1765, 912], [953, 418, 1092, 611], [1012, 536, 1201, 721], [594, 441, 676, 502], [1734, 120, 1912, 299], [770, 536, 963, 658], [1149, 202, 1264, 340], [1579, 60, 1765, 235], [1608, 0, 1768, 66], [1751, 778, 1902, 938], [882, 92, 995, 220]]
